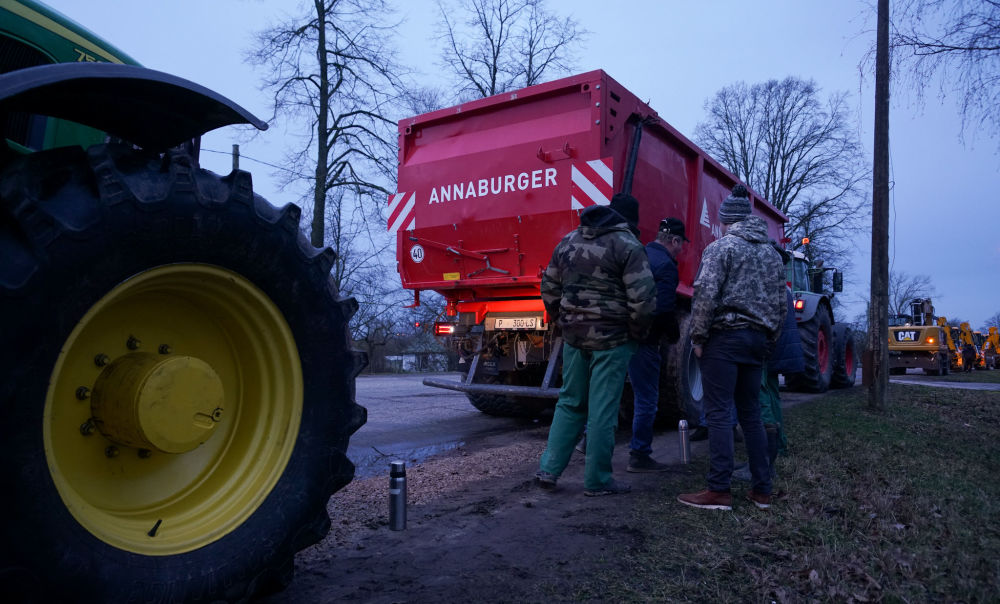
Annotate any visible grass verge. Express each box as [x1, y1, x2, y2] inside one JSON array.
[[926, 368, 1000, 384], [585, 384, 1000, 603]]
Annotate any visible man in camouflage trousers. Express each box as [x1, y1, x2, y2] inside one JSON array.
[[535, 193, 656, 496], [677, 184, 786, 511]]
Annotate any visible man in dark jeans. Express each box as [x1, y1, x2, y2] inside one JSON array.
[[626, 217, 686, 472], [677, 184, 786, 511]]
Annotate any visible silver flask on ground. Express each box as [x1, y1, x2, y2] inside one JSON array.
[[389, 460, 407, 530], [678, 419, 691, 464]]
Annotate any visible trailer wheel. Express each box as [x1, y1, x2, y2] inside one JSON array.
[[464, 368, 553, 418], [0, 144, 366, 602], [663, 310, 703, 424], [830, 323, 856, 388], [786, 305, 833, 393]]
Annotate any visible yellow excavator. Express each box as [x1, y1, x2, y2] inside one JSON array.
[[958, 322, 987, 370], [936, 317, 965, 372], [887, 299, 951, 375], [982, 326, 1000, 369]]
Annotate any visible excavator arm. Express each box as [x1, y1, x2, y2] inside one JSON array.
[[937, 317, 962, 370]]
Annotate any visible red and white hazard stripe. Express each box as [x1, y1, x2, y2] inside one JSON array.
[[570, 157, 613, 210], [387, 191, 416, 233]]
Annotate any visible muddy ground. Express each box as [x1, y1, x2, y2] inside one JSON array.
[[257, 423, 704, 603]]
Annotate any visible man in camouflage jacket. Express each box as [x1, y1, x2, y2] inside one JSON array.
[[535, 193, 656, 496], [678, 184, 786, 511]]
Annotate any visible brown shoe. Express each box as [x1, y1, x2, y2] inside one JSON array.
[[677, 489, 732, 510], [746, 490, 772, 509]]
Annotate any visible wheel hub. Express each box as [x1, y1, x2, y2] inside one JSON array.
[[91, 352, 224, 454]]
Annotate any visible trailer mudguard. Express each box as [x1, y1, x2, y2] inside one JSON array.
[[0, 62, 267, 151]]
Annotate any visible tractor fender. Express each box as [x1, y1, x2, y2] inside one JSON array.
[[0, 62, 267, 151], [793, 291, 832, 325]]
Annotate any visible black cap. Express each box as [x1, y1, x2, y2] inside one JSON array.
[[658, 217, 689, 241]]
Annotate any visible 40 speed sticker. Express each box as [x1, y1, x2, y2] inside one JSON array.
[[410, 244, 425, 263]]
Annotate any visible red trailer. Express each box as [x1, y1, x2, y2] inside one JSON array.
[[391, 70, 786, 420]]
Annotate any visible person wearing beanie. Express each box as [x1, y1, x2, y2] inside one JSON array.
[[718, 184, 752, 225], [678, 183, 786, 511], [535, 193, 656, 496]]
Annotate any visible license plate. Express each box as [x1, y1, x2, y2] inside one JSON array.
[[494, 317, 539, 330]]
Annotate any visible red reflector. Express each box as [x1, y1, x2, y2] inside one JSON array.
[[794, 299, 805, 311], [434, 323, 455, 336]]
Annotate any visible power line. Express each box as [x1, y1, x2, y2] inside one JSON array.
[[200, 147, 311, 179]]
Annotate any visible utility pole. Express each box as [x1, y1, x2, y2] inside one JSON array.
[[867, 0, 890, 410], [232, 144, 240, 172]]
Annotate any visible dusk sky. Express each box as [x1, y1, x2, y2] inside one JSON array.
[[44, 0, 1000, 328]]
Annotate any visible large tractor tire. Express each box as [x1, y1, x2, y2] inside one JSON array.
[[0, 144, 367, 602], [663, 310, 703, 425], [830, 323, 856, 388], [786, 305, 833, 393]]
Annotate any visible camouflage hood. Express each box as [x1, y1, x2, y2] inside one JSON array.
[[725, 216, 771, 244], [578, 204, 638, 239]]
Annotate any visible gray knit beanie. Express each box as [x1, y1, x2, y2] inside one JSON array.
[[719, 184, 752, 224]]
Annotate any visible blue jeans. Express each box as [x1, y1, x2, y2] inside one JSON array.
[[627, 342, 661, 457], [699, 328, 772, 495], [540, 341, 636, 489]]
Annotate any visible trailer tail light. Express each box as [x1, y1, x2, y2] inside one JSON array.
[[794, 299, 805, 311], [434, 322, 456, 336]]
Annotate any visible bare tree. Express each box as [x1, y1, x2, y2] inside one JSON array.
[[982, 311, 1000, 331], [247, 0, 402, 266], [694, 78, 870, 266], [436, 0, 586, 100], [889, 0, 1000, 148], [888, 270, 936, 316]]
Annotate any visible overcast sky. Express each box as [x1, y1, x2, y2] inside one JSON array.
[[43, 0, 1000, 329]]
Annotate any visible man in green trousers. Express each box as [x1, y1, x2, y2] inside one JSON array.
[[534, 193, 656, 496]]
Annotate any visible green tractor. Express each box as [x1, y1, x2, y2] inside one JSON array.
[[0, 1, 366, 601], [784, 249, 856, 392]]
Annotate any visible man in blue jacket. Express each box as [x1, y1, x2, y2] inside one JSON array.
[[626, 217, 686, 472]]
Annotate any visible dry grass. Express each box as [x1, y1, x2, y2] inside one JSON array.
[[589, 385, 1000, 603]]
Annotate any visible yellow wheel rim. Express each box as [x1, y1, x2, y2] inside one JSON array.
[[43, 264, 302, 555]]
